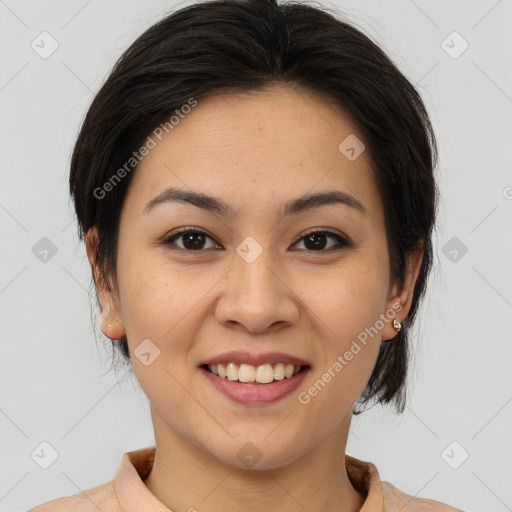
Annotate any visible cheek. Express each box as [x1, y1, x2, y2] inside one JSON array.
[[300, 259, 386, 390], [113, 231, 191, 411], [115, 258, 206, 414], [295, 269, 384, 432], [302, 259, 389, 340], [116, 249, 225, 366]]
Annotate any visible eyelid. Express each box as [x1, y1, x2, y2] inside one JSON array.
[[293, 227, 351, 247], [161, 226, 351, 250], [162, 227, 220, 247]]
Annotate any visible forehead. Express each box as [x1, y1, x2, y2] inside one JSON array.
[[124, 84, 383, 223]]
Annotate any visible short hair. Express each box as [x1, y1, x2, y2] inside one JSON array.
[[69, 0, 438, 415]]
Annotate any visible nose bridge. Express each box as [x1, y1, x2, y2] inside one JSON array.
[[234, 236, 280, 303], [215, 235, 299, 331]]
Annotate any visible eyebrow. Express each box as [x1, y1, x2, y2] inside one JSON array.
[[144, 186, 366, 218]]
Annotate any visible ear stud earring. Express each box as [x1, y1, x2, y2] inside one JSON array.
[[392, 318, 402, 332]]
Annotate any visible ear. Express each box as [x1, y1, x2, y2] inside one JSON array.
[[85, 228, 126, 340], [381, 241, 424, 341]]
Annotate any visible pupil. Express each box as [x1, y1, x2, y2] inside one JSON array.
[[184, 233, 204, 250], [305, 233, 326, 250]]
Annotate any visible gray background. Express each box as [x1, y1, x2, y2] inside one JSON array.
[[1, 1, 511, 511]]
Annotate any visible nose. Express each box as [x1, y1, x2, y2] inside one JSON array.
[[214, 243, 300, 333]]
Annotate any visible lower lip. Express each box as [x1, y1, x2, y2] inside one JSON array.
[[199, 366, 310, 405]]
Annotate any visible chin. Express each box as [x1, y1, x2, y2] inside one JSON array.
[[206, 438, 305, 472]]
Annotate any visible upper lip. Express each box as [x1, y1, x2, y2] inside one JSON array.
[[199, 351, 311, 368]]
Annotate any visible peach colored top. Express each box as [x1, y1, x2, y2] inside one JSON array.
[[29, 446, 463, 511]]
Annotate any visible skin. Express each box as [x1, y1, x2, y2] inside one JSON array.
[[86, 83, 423, 512]]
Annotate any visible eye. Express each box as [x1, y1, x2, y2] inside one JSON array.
[[162, 228, 351, 252], [291, 229, 351, 251], [162, 228, 220, 251]]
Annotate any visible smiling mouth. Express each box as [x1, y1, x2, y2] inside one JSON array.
[[202, 363, 310, 384]]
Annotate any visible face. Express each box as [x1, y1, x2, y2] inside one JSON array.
[[88, 84, 421, 470]]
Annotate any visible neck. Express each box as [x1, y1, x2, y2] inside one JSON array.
[[143, 407, 366, 512]]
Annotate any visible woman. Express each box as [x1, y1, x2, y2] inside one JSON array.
[[30, 0, 463, 510]]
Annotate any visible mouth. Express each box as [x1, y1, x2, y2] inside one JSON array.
[[199, 362, 311, 405], [201, 362, 310, 384], [197, 351, 312, 404]]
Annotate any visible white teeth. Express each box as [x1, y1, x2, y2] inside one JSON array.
[[206, 362, 303, 383], [226, 362, 238, 381], [273, 363, 285, 380], [255, 364, 274, 383], [284, 363, 295, 378], [218, 364, 227, 378], [238, 363, 256, 382]]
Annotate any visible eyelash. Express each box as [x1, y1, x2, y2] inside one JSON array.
[[161, 227, 351, 253]]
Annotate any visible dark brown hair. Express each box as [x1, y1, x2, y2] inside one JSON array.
[[69, 0, 438, 415]]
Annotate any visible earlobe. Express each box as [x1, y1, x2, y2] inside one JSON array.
[[381, 241, 424, 341], [99, 311, 126, 340], [85, 228, 126, 340]]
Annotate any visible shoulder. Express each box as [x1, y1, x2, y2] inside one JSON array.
[[28, 480, 119, 512], [382, 480, 465, 511], [345, 454, 464, 511]]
